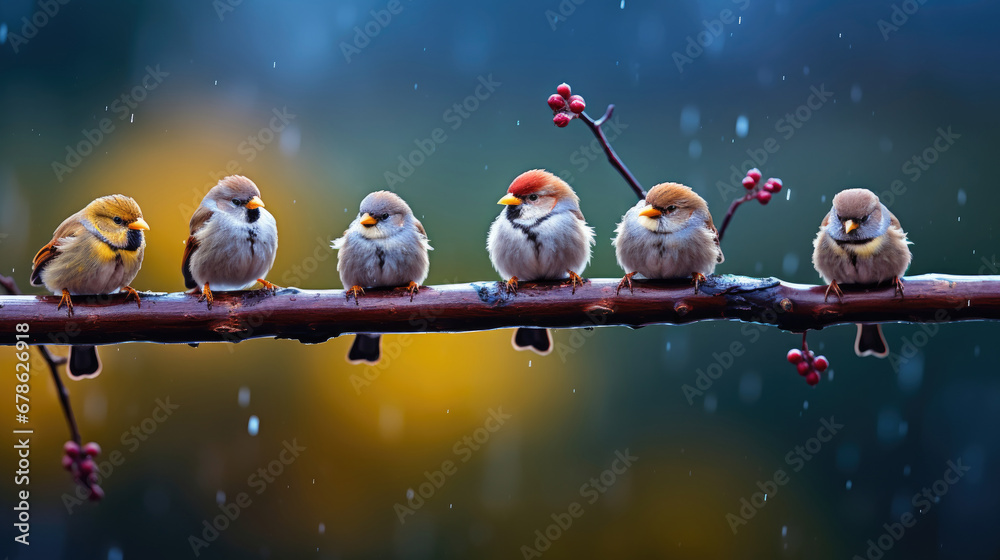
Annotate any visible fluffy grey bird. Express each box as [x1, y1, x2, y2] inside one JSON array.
[[487, 169, 595, 355], [613, 182, 723, 294], [812, 187, 912, 357], [182, 175, 279, 308], [333, 190, 432, 364]]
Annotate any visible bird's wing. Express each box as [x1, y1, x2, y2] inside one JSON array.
[[705, 215, 724, 264], [30, 212, 85, 286], [413, 218, 433, 250], [181, 206, 215, 290]]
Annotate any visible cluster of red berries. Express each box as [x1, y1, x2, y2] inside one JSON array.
[[62, 440, 105, 501], [786, 349, 829, 386], [548, 83, 586, 128], [742, 168, 783, 205]]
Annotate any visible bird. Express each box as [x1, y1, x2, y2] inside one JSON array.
[[30, 194, 150, 379], [333, 190, 432, 364], [487, 169, 595, 355], [812, 188, 912, 358], [613, 182, 724, 295], [181, 175, 279, 308]]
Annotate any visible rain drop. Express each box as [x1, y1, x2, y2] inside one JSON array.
[[319, 523, 325, 534], [781, 526, 787, 537], [238, 386, 250, 408], [846, 479, 853, 490], [958, 189, 967, 205], [735, 115, 749, 138], [248, 415, 259, 436]]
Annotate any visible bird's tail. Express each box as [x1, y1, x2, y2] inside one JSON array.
[[67, 345, 102, 379], [855, 323, 889, 358], [347, 334, 382, 365], [512, 327, 553, 356]]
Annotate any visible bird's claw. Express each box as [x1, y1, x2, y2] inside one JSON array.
[[197, 282, 214, 310], [121, 285, 142, 308], [616, 272, 637, 296], [257, 278, 279, 293], [564, 270, 586, 295], [501, 277, 519, 297], [404, 281, 420, 302], [892, 276, 905, 298], [824, 280, 843, 303], [57, 288, 74, 316], [346, 285, 365, 305], [691, 272, 707, 295]]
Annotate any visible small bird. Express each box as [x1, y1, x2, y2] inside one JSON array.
[[812, 188, 912, 357], [487, 169, 595, 355], [182, 175, 279, 308], [333, 190, 432, 364], [30, 195, 150, 379], [613, 182, 723, 294]]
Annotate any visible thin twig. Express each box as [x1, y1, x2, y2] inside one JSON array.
[[577, 105, 646, 200], [716, 192, 755, 243], [0, 275, 80, 443]]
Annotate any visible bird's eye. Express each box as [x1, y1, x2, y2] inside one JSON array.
[[528, 194, 539, 201], [861, 216, 868, 223], [113, 216, 123, 225], [666, 205, 677, 213], [381, 213, 390, 220], [232, 198, 241, 206]]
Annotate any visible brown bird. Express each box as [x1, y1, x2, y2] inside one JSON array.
[[30, 195, 149, 378], [612, 182, 723, 294], [812, 188, 912, 357], [182, 175, 278, 308]]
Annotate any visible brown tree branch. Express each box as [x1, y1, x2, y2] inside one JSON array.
[[1, 274, 998, 346]]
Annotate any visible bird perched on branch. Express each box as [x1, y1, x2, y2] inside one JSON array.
[[487, 169, 595, 355], [613, 182, 723, 295], [30, 194, 150, 378], [333, 190, 432, 364], [812, 188, 912, 357], [182, 175, 279, 308]]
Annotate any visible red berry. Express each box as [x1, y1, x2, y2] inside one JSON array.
[[83, 442, 101, 457], [568, 95, 586, 114], [742, 176, 756, 190], [806, 371, 820, 386], [89, 484, 105, 502], [64, 441, 80, 458], [813, 356, 829, 372], [763, 181, 777, 193], [556, 83, 571, 98], [747, 168, 762, 182], [796, 361, 811, 375], [553, 113, 572, 128], [769, 178, 783, 191], [786, 349, 803, 363], [757, 191, 772, 205], [547, 94, 566, 111], [61, 455, 75, 470], [79, 459, 95, 475]]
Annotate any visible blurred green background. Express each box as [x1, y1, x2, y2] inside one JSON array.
[[2, 0, 999, 558]]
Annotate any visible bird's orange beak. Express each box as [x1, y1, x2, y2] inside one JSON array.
[[638, 205, 662, 218], [246, 196, 265, 210], [844, 219, 859, 234], [360, 212, 378, 226], [498, 194, 521, 206], [129, 217, 150, 231]]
